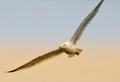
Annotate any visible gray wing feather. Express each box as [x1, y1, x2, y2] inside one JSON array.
[[7, 49, 63, 73], [70, 0, 104, 44]]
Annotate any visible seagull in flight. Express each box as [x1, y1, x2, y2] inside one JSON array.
[[7, 0, 104, 73]]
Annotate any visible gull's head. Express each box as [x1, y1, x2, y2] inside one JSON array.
[[58, 41, 73, 50], [59, 43, 67, 49]]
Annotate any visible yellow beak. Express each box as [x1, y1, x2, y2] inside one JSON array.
[[58, 45, 63, 49]]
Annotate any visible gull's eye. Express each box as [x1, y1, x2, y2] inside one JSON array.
[[63, 44, 66, 46]]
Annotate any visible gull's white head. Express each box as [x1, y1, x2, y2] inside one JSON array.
[[58, 41, 72, 49]]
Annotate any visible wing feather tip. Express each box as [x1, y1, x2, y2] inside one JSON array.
[[7, 69, 17, 73]]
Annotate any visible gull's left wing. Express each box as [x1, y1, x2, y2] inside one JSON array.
[[7, 49, 63, 73], [70, 0, 104, 44]]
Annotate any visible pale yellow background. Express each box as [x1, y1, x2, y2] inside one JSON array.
[[0, 42, 120, 82]]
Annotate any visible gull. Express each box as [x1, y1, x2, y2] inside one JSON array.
[[7, 0, 104, 73]]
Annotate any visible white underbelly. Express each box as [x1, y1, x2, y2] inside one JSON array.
[[63, 47, 76, 54]]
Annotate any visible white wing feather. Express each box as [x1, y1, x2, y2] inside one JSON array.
[[70, 0, 104, 44]]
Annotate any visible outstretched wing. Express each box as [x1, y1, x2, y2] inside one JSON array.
[[7, 49, 63, 73], [70, 0, 104, 44]]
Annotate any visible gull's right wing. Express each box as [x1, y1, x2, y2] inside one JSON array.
[[7, 49, 63, 73], [70, 0, 104, 44]]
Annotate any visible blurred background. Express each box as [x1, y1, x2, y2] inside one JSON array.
[[0, 0, 120, 82]]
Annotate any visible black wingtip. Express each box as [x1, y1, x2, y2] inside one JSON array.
[[98, 0, 104, 6], [6, 69, 17, 73], [7, 71, 14, 73], [6, 71, 12, 73], [101, 0, 104, 3]]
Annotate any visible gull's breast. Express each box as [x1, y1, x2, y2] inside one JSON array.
[[63, 46, 77, 54]]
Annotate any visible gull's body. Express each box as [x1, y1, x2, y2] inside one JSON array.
[[59, 41, 82, 57], [8, 0, 104, 73]]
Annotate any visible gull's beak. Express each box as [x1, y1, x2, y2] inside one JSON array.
[[58, 45, 63, 49]]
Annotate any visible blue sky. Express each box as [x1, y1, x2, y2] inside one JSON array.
[[0, 0, 120, 48]]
